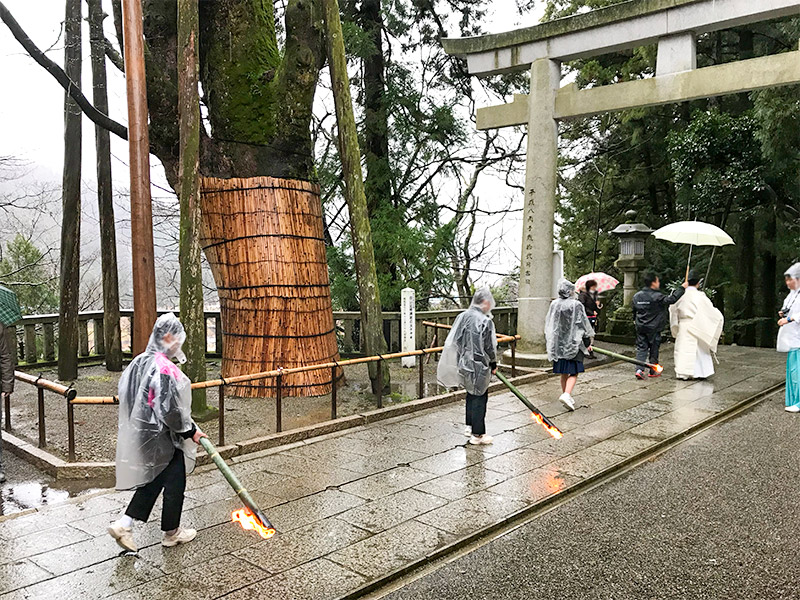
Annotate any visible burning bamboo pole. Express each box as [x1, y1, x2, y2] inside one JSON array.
[[495, 371, 563, 439], [198, 437, 275, 539], [591, 346, 663, 374]]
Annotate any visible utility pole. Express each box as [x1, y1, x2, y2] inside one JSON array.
[[122, 0, 157, 353]]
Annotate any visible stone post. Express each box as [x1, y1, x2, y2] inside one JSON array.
[[401, 287, 416, 367], [516, 58, 561, 362]]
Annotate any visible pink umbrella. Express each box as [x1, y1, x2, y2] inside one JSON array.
[[575, 272, 619, 293]]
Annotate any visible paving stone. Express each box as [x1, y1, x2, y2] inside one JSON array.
[[573, 415, 635, 440], [266, 489, 366, 532], [136, 521, 262, 575], [486, 468, 580, 504], [409, 447, 485, 476], [233, 517, 369, 575], [1, 555, 165, 600], [109, 554, 269, 600], [413, 464, 510, 501], [29, 528, 128, 576], [480, 448, 554, 476], [528, 432, 603, 458], [614, 406, 671, 425], [548, 447, 622, 479], [588, 432, 665, 458], [0, 559, 53, 594], [338, 488, 447, 534], [226, 558, 366, 600], [0, 524, 91, 564], [328, 520, 453, 579], [339, 466, 436, 500], [415, 490, 527, 536]]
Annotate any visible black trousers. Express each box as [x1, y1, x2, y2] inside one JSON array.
[[635, 328, 661, 374], [465, 391, 488, 436], [126, 448, 186, 531]]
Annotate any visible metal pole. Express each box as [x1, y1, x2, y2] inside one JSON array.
[[418, 354, 424, 399], [376, 358, 383, 408], [37, 387, 46, 448], [122, 0, 157, 353], [275, 373, 283, 433], [511, 339, 517, 378], [218, 384, 225, 447], [67, 400, 76, 461], [330, 365, 337, 420]]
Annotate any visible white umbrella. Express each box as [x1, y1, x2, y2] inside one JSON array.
[[652, 221, 735, 283]]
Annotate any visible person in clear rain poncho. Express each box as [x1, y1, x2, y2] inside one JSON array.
[[107, 313, 207, 553], [546, 280, 595, 411], [438, 288, 498, 445], [778, 263, 800, 412]]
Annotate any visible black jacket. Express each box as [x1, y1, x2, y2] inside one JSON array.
[[578, 290, 600, 317], [632, 286, 685, 331]]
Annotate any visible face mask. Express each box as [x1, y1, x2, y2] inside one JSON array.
[[164, 331, 187, 363]]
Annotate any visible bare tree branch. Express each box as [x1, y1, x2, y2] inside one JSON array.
[[0, 1, 128, 140]]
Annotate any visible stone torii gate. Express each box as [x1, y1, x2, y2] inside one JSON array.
[[442, 0, 800, 364]]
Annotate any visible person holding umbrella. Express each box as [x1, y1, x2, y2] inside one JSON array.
[[777, 263, 800, 412], [546, 280, 594, 411], [0, 285, 20, 484], [578, 280, 601, 358]]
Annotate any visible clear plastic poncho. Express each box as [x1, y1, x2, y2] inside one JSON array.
[[437, 288, 498, 395], [115, 313, 197, 490], [545, 280, 595, 362], [778, 263, 800, 353]]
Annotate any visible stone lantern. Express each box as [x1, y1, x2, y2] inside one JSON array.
[[606, 210, 653, 339]]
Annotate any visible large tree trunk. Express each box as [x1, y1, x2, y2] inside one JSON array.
[[58, 0, 82, 381], [87, 0, 122, 372], [177, 0, 210, 414], [200, 177, 341, 396], [360, 0, 398, 310], [324, 0, 388, 394], [142, 0, 340, 397]]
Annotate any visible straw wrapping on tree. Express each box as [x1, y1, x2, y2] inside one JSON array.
[[200, 175, 343, 397]]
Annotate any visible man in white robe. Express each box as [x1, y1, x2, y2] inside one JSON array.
[[669, 271, 724, 380]]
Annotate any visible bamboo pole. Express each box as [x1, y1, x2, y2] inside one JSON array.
[[14, 371, 77, 400], [122, 0, 157, 354]]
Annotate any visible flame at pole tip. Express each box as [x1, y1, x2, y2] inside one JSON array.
[[232, 507, 276, 539], [654, 364, 664, 373], [531, 412, 564, 439]]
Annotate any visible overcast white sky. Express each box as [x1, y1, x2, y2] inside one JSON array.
[[0, 0, 546, 306]]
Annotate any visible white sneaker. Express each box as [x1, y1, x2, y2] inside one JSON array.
[[162, 527, 197, 547], [464, 426, 472, 437], [559, 393, 575, 411], [785, 406, 800, 413], [108, 522, 138, 552], [468, 434, 494, 445]]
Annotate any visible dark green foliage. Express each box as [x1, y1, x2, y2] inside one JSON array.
[[0, 235, 58, 314]]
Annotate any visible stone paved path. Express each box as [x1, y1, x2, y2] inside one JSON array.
[[0, 345, 786, 600]]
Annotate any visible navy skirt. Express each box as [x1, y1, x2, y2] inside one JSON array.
[[553, 352, 585, 375]]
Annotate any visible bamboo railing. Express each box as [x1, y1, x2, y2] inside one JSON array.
[[8, 307, 518, 369], [6, 323, 520, 462]]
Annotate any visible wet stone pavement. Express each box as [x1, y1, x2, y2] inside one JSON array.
[[0, 345, 786, 600]]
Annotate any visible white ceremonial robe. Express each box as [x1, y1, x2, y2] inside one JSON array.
[[669, 287, 724, 380]]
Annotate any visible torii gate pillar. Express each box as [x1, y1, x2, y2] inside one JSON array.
[[517, 58, 561, 358]]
